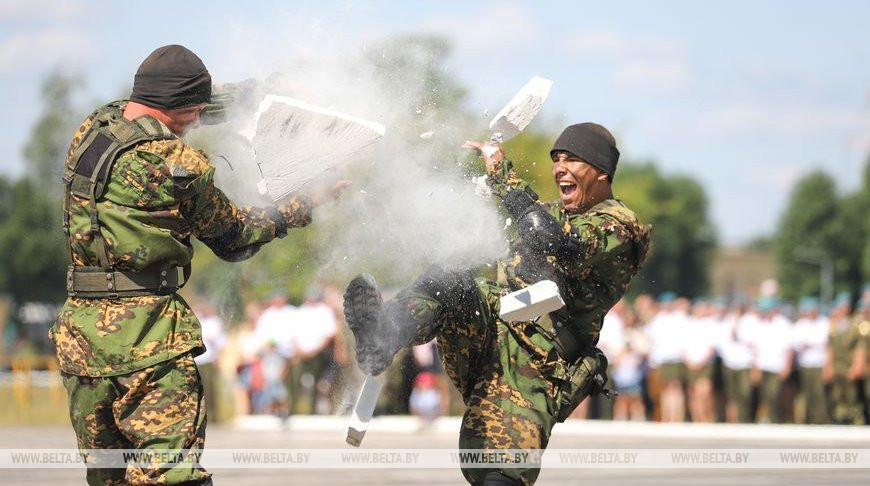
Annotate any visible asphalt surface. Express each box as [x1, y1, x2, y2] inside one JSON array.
[[2, 419, 868, 486]]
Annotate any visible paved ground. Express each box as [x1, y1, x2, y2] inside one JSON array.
[[3, 418, 868, 485]]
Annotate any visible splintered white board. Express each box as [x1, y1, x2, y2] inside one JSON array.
[[250, 95, 385, 201], [499, 279, 565, 322], [346, 373, 383, 447], [489, 76, 553, 142]]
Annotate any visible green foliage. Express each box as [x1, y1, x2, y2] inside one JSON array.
[[188, 224, 322, 326], [363, 34, 467, 130], [503, 129, 560, 201], [0, 177, 68, 302], [614, 163, 717, 298], [22, 71, 82, 194], [773, 169, 868, 302], [863, 160, 870, 282], [831, 192, 867, 295], [0, 70, 82, 305]]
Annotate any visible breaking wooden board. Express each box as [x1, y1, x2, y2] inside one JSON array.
[[489, 76, 553, 143], [346, 373, 384, 447], [250, 95, 385, 201]]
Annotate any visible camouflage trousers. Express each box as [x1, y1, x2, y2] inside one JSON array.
[[60, 352, 210, 485], [395, 275, 605, 486], [829, 374, 865, 425]]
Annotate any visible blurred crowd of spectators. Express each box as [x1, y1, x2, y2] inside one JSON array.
[[175, 283, 870, 425], [588, 287, 869, 425]]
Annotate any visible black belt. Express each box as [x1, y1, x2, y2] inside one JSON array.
[[67, 265, 187, 298]]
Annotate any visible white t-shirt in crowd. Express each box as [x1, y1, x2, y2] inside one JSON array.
[[792, 316, 829, 369], [645, 310, 689, 367], [598, 311, 626, 361], [237, 328, 263, 365], [716, 313, 753, 370], [256, 304, 298, 358], [683, 316, 717, 367], [293, 302, 338, 356], [744, 313, 793, 374], [196, 315, 227, 365]]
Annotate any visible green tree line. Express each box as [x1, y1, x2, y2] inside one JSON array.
[[774, 163, 870, 305]]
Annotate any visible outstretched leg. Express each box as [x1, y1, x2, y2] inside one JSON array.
[[344, 267, 571, 485], [343, 266, 480, 377]]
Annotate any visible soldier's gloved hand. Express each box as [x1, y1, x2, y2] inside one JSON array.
[[200, 78, 260, 125]]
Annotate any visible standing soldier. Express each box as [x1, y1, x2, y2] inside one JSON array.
[[50, 45, 347, 485], [344, 123, 651, 485], [850, 286, 869, 421], [744, 297, 793, 424], [792, 297, 829, 423], [684, 299, 716, 423], [824, 292, 863, 425], [717, 299, 754, 423], [646, 293, 689, 422]]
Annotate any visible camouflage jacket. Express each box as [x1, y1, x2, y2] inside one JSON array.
[[51, 102, 313, 377], [829, 316, 863, 375], [489, 157, 651, 346]]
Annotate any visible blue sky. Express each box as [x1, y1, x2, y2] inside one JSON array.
[[2, 0, 869, 244]]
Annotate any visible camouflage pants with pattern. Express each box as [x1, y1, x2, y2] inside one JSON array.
[[61, 352, 210, 485], [394, 272, 605, 486], [830, 374, 864, 425]]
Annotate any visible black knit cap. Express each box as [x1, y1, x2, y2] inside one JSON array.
[[130, 45, 212, 109], [550, 122, 620, 179]]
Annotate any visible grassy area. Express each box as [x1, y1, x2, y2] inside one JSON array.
[[0, 384, 70, 425]]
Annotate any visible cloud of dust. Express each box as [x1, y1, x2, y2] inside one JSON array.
[[196, 28, 509, 289]]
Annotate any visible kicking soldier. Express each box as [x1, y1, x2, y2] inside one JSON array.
[[344, 123, 650, 485]]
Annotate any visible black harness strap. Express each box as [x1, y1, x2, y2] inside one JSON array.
[[62, 102, 180, 295]]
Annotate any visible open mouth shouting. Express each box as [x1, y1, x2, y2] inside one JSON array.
[[558, 180, 577, 198]]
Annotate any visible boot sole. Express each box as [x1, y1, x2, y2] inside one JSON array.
[[343, 273, 382, 333]]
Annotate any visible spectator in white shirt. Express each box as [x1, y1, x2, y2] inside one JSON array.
[[716, 300, 754, 423], [610, 303, 649, 421], [684, 300, 717, 422], [792, 296, 830, 424], [596, 300, 628, 420], [195, 302, 227, 422], [291, 287, 339, 414], [646, 293, 689, 422], [744, 297, 793, 423], [256, 291, 297, 414]]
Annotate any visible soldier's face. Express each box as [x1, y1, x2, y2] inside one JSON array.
[[551, 152, 607, 212], [165, 104, 206, 136]]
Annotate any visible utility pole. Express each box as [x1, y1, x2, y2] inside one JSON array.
[[794, 247, 834, 308]]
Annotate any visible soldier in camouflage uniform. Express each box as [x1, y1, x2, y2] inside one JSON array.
[[50, 45, 346, 485], [344, 123, 650, 485], [824, 293, 864, 425], [851, 287, 869, 421]]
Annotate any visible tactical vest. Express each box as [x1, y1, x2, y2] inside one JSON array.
[[62, 102, 188, 298]]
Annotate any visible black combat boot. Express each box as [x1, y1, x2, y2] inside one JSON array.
[[343, 273, 406, 376]]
